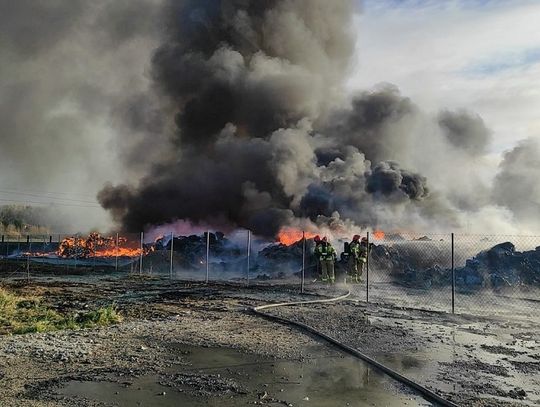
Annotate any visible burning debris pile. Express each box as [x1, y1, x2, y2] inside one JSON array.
[[57, 233, 144, 259]]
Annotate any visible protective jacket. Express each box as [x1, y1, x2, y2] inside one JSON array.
[[315, 242, 336, 261], [358, 242, 369, 262], [349, 241, 361, 259]]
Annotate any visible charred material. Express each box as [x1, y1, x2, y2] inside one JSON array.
[[369, 240, 540, 289], [254, 238, 317, 277], [370, 242, 451, 288], [455, 242, 540, 288], [156, 232, 244, 271]]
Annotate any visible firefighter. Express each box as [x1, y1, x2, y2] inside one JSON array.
[[315, 236, 336, 283], [348, 234, 362, 283], [357, 237, 373, 279]]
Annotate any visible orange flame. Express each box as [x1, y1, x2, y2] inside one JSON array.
[[373, 230, 385, 240], [57, 233, 150, 258], [277, 228, 317, 246]]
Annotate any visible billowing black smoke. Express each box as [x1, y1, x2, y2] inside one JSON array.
[[96, 0, 456, 237], [97, 0, 443, 237], [366, 161, 428, 201], [438, 109, 491, 155]]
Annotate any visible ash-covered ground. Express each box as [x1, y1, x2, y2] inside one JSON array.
[[0, 266, 538, 407]]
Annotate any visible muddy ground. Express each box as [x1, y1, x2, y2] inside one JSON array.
[[0, 269, 538, 406]]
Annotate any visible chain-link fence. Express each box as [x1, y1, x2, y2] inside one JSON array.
[[0, 230, 254, 283], [365, 233, 453, 313], [360, 232, 540, 319], [1, 230, 539, 319]]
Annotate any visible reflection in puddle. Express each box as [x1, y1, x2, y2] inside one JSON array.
[[60, 344, 434, 406]]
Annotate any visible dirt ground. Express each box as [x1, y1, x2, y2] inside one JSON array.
[[0, 271, 538, 406], [267, 286, 540, 407]]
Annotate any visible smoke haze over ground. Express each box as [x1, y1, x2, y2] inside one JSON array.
[[1, 0, 539, 236]]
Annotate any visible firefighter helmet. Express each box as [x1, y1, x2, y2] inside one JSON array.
[[352, 234, 360, 241]]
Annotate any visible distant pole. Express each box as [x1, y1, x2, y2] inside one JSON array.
[[115, 232, 119, 271], [139, 232, 144, 275], [246, 230, 251, 287], [366, 231, 370, 304], [206, 230, 210, 284], [169, 232, 174, 280], [92, 238, 96, 271], [301, 231, 306, 294], [74, 236, 78, 270], [27, 237, 32, 281], [451, 232, 455, 314]]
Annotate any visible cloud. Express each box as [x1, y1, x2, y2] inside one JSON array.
[[348, 0, 540, 154]]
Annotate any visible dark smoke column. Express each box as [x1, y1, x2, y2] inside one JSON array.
[[99, 0, 357, 237]]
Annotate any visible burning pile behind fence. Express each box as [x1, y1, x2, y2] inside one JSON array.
[[57, 233, 145, 259]]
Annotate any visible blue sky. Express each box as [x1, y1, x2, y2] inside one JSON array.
[[464, 47, 540, 76], [348, 0, 540, 156]]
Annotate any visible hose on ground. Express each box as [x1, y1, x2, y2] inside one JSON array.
[[252, 290, 459, 407]]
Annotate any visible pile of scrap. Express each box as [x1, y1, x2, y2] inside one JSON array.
[[370, 241, 451, 288], [58, 233, 115, 258], [455, 242, 540, 288], [253, 238, 317, 277], [155, 232, 244, 271]]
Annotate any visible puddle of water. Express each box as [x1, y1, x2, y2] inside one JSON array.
[[60, 344, 434, 406], [368, 315, 540, 404]]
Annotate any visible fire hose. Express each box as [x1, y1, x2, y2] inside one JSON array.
[[252, 290, 460, 407]]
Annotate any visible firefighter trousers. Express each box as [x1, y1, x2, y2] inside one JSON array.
[[348, 258, 366, 278], [321, 259, 335, 282]]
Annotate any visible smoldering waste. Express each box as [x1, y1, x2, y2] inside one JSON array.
[[152, 233, 540, 289]]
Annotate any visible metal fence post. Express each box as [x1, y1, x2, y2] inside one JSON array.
[[170, 232, 174, 280], [451, 232, 455, 314], [205, 230, 210, 284], [246, 230, 251, 287], [301, 231, 305, 294], [74, 236, 78, 270], [92, 239, 96, 271], [139, 232, 144, 275], [366, 231, 370, 303], [115, 232, 119, 271], [26, 248, 30, 282]]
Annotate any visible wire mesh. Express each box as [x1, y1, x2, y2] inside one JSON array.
[[367, 233, 453, 312], [453, 234, 540, 319], [0, 231, 539, 320]]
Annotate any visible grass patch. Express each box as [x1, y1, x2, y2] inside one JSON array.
[[0, 288, 122, 335]]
